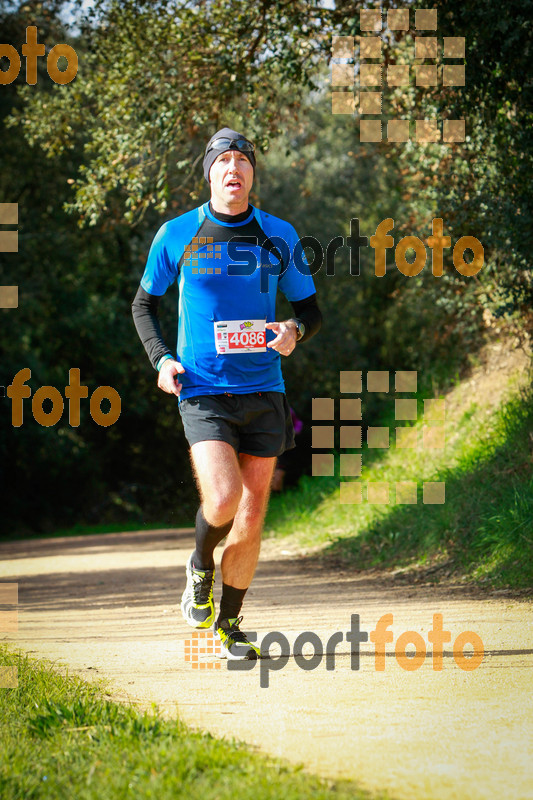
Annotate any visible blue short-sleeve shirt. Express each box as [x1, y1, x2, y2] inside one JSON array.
[[140, 202, 316, 400]]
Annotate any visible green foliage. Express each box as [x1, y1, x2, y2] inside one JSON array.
[[265, 377, 533, 590], [1, 0, 531, 535], [256, 78, 409, 413], [0, 645, 375, 799], [0, 6, 196, 534], [8, 0, 332, 226], [385, 0, 533, 326]]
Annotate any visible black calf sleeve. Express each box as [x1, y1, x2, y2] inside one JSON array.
[[218, 584, 248, 626], [192, 506, 233, 571]]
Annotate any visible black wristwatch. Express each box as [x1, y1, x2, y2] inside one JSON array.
[[291, 319, 305, 342]]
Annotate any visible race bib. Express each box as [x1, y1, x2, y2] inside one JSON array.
[[214, 319, 267, 354]]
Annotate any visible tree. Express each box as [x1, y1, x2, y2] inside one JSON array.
[[10, 0, 332, 226]]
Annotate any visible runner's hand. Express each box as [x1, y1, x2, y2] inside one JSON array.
[[265, 321, 298, 357], [157, 359, 185, 396]]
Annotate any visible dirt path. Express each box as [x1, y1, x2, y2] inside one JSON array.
[[1, 529, 532, 800]]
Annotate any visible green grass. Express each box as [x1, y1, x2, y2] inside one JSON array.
[[265, 377, 533, 590], [0, 645, 379, 800]]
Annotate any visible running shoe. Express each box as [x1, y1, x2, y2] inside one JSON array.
[[213, 615, 260, 660], [180, 553, 215, 629]]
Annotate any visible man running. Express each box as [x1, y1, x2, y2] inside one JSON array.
[[132, 127, 321, 660]]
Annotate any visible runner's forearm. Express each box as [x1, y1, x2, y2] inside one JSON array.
[[290, 294, 322, 342], [131, 285, 173, 370]]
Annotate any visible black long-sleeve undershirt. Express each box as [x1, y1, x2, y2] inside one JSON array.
[[131, 286, 322, 370], [131, 286, 173, 370], [290, 292, 322, 343]]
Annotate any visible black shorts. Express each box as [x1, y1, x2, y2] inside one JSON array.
[[178, 391, 295, 458]]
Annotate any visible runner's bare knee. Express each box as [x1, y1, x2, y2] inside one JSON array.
[[203, 484, 242, 525]]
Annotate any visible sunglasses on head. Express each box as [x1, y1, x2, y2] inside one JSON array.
[[205, 137, 255, 156]]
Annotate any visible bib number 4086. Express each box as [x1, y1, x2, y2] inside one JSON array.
[[229, 331, 266, 349], [214, 319, 267, 354]]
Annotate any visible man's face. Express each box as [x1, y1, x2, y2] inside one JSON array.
[[209, 149, 254, 210]]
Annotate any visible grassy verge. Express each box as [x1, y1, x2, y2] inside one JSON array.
[[0, 645, 377, 800], [265, 362, 533, 590]]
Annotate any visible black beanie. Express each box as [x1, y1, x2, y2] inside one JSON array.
[[203, 127, 256, 183]]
